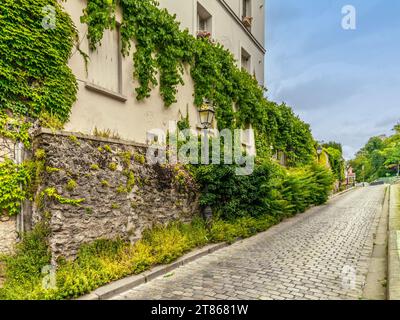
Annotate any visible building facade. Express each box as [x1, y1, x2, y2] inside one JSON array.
[[62, 0, 265, 147]]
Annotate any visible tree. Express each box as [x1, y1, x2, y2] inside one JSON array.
[[350, 124, 400, 181], [322, 142, 343, 153], [384, 143, 400, 176]]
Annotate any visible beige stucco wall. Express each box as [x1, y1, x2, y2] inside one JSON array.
[[63, 0, 265, 144]]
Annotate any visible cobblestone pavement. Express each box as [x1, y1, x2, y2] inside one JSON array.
[[112, 186, 386, 300]]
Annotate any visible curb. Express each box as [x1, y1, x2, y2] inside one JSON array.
[[78, 243, 228, 300], [388, 184, 400, 300], [329, 187, 357, 200]]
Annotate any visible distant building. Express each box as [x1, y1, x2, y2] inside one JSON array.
[[377, 134, 387, 141], [345, 166, 356, 186]]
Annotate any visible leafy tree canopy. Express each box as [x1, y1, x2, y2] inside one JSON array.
[[350, 124, 400, 182]]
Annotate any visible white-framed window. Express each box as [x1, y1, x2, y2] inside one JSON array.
[[197, 2, 212, 34], [241, 47, 251, 72], [87, 25, 122, 95]]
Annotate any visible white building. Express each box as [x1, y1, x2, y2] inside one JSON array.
[[63, 0, 266, 146]]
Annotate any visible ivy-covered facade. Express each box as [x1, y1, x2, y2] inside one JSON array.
[[0, 0, 316, 163], [0, 0, 345, 220], [0, 1, 349, 299], [68, 0, 316, 164]]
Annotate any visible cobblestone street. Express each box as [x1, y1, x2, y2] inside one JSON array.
[[112, 186, 386, 300]]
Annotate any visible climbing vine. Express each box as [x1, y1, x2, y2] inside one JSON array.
[[0, 0, 78, 122], [82, 0, 316, 164], [0, 159, 32, 216], [324, 146, 345, 182], [0, 113, 31, 148], [40, 187, 85, 207], [0, 0, 317, 165], [82, 0, 195, 106]]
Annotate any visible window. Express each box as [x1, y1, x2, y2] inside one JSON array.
[[87, 25, 122, 96], [242, 0, 252, 18], [241, 47, 251, 72], [197, 2, 212, 36], [198, 16, 208, 32], [242, 0, 253, 31]]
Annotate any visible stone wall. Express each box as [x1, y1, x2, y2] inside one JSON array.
[[32, 130, 200, 261], [0, 216, 17, 255]]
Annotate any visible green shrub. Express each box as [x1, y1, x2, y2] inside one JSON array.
[[193, 160, 284, 220], [144, 226, 188, 264], [0, 223, 51, 300], [193, 160, 333, 221], [209, 216, 276, 243], [108, 162, 117, 171]]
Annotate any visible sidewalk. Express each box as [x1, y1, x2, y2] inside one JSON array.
[[388, 184, 400, 300]]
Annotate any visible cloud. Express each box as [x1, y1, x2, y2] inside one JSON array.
[[374, 117, 400, 130], [266, 0, 400, 159], [270, 63, 368, 111], [343, 145, 358, 160]]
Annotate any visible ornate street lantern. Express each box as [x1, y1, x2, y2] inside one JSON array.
[[198, 99, 215, 223], [198, 99, 215, 129]]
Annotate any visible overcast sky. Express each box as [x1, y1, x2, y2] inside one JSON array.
[[266, 0, 400, 159]]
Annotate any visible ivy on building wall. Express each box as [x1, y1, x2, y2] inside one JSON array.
[[0, 0, 78, 122], [321, 142, 345, 182], [324, 147, 345, 182], [82, 0, 195, 106], [0, 0, 316, 164], [81, 0, 316, 163], [0, 0, 80, 216], [0, 113, 31, 148], [0, 159, 32, 216]]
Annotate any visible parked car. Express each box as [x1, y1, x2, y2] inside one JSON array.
[[370, 180, 385, 186], [356, 182, 369, 187]]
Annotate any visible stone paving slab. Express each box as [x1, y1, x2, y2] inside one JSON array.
[[111, 186, 386, 300]]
